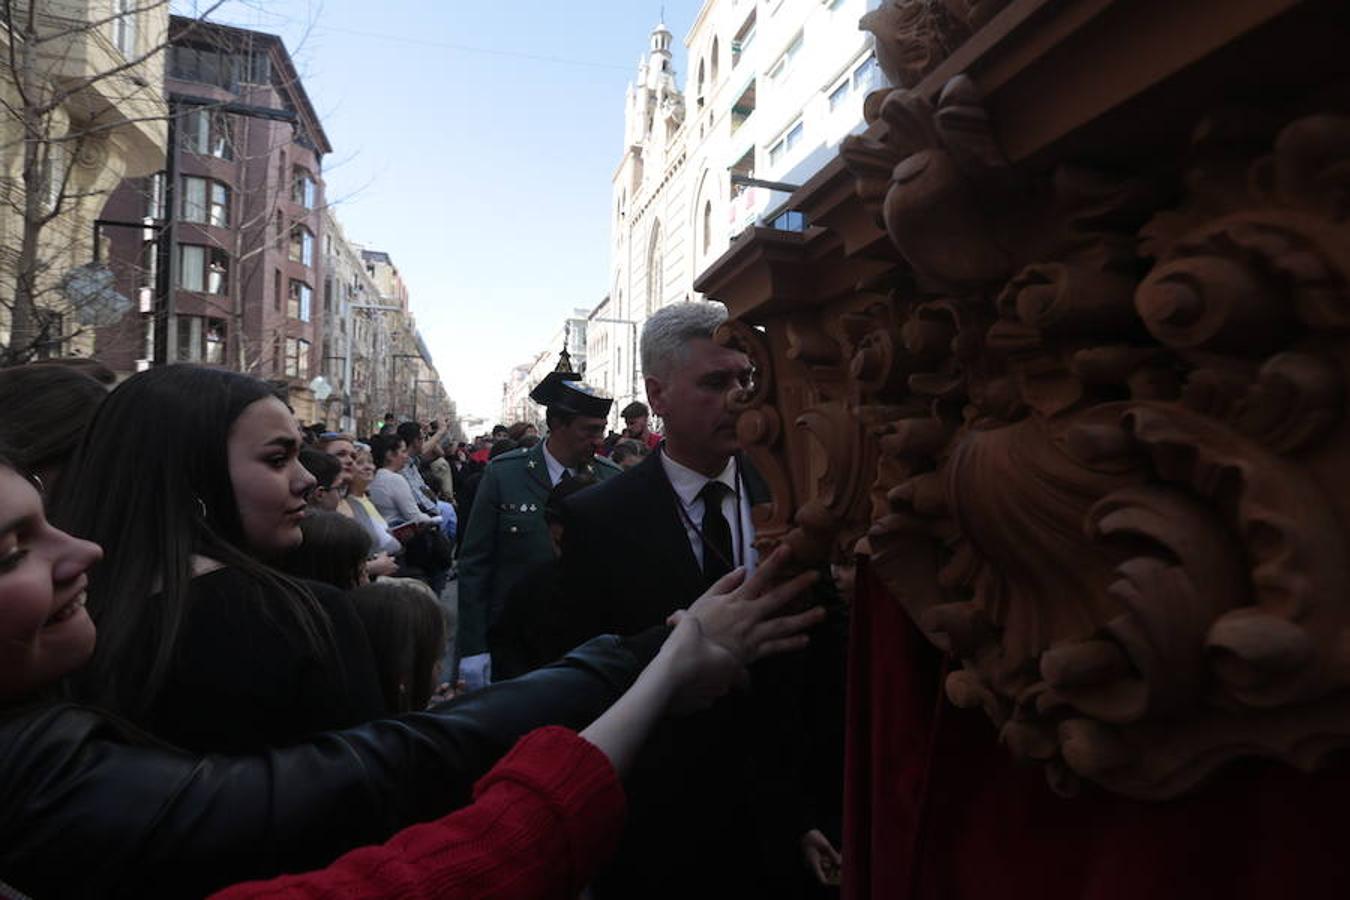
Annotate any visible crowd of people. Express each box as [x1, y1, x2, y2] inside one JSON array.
[[0, 301, 844, 898]]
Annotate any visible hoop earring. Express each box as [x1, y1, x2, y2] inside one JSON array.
[[195, 496, 208, 519]]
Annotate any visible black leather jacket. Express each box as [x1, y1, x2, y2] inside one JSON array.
[[0, 631, 664, 899]]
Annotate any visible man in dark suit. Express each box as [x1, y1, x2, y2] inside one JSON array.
[[558, 302, 821, 899]]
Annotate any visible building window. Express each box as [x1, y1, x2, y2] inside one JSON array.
[[828, 79, 850, 111], [284, 338, 310, 379], [181, 109, 233, 159], [768, 120, 804, 168], [767, 32, 802, 81], [703, 201, 713, 255], [732, 11, 756, 67], [711, 37, 720, 82], [169, 44, 270, 88], [646, 223, 664, 316], [146, 171, 165, 219], [853, 54, 881, 93], [181, 176, 229, 227], [241, 51, 271, 84], [290, 226, 314, 267], [288, 280, 312, 322], [292, 168, 317, 208], [138, 241, 158, 307], [177, 316, 227, 364], [324, 277, 333, 312], [178, 245, 228, 294], [731, 81, 756, 134], [274, 269, 282, 312], [112, 0, 136, 57]]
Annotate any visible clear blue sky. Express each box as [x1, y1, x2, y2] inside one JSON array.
[[189, 0, 704, 422]]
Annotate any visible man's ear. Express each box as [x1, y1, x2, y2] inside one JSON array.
[[645, 374, 667, 417]]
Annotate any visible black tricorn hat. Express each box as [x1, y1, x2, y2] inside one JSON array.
[[529, 371, 613, 418]]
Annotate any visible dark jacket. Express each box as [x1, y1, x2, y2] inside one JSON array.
[[556, 450, 817, 899], [0, 631, 665, 900]]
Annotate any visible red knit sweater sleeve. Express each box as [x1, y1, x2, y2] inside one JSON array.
[[211, 726, 626, 900]]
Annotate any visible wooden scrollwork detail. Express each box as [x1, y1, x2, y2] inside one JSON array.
[[802, 87, 1350, 798]]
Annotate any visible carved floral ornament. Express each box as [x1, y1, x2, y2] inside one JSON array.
[[719, 69, 1350, 799]]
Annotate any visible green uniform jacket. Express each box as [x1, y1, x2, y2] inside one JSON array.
[[457, 442, 621, 657]]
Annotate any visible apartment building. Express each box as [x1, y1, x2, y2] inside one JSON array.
[[96, 17, 331, 419]]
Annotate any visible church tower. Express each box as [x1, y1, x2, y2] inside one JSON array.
[[618, 20, 685, 203]]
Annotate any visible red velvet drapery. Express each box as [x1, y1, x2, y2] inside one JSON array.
[[843, 561, 1350, 899]]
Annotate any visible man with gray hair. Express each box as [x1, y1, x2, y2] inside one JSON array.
[[556, 301, 816, 898]]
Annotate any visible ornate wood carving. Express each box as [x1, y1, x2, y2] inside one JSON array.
[[860, 1, 1012, 89], [699, 1, 1350, 800]]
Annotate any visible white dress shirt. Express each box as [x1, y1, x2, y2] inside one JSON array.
[[660, 450, 759, 574], [541, 442, 573, 487]]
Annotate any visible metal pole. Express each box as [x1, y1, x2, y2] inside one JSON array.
[[343, 301, 354, 431], [154, 100, 179, 365]]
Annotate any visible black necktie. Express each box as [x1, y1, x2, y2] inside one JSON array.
[[699, 481, 735, 585]]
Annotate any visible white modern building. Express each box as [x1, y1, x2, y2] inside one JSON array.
[[589, 0, 886, 422]]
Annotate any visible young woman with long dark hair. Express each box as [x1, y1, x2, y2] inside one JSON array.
[[51, 365, 385, 751], [0, 448, 823, 898]]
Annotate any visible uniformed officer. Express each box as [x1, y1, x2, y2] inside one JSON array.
[[456, 369, 621, 688]]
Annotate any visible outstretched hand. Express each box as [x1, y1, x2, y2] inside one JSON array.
[[670, 544, 823, 666], [578, 546, 825, 770]]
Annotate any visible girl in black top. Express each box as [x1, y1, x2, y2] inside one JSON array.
[[52, 365, 384, 750]]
